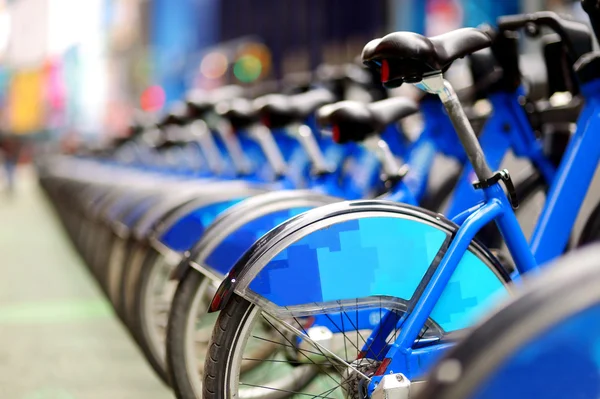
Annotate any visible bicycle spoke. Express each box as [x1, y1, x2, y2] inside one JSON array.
[[260, 314, 344, 387], [239, 382, 338, 398], [319, 310, 362, 355], [310, 374, 358, 398], [250, 334, 338, 358], [288, 314, 366, 379], [338, 302, 369, 354], [339, 305, 348, 362], [242, 357, 336, 367]]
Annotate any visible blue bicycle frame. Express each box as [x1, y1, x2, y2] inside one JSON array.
[[386, 89, 555, 212], [444, 89, 555, 216], [364, 79, 600, 392]]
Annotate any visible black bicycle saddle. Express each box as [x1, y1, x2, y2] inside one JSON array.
[[216, 98, 259, 130], [157, 102, 189, 128], [253, 93, 293, 128], [317, 97, 418, 144], [186, 85, 245, 118], [186, 90, 213, 118], [254, 88, 336, 129], [362, 28, 492, 88]]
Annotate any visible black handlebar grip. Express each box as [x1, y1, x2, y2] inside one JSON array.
[[497, 14, 532, 31], [582, 0, 600, 44], [498, 12, 592, 64]]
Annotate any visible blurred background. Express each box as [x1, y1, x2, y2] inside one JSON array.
[[0, 0, 588, 157], [0, 1, 594, 398]]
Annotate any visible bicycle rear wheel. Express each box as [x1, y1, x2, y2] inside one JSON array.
[[204, 294, 446, 399]]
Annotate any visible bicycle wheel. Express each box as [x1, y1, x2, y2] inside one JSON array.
[[131, 248, 177, 385], [164, 192, 339, 397], [200, 202, 511, 399], [203, 293, 467, 399], [169, 266, 289, 398]]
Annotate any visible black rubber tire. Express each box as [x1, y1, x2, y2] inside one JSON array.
[[131, 248, 171, 386], [97, 231, 118, 293], [166, 268, 208, 399], [118, 241, 152, 326], [203, 294, 252, 399], [108, 237, 137, 321]]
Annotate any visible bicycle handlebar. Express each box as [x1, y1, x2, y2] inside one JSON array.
[[498, 11, 592, 65], [582, 0, 600, 45]]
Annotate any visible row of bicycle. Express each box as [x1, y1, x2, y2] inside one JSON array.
[[38, 4, 600, 399]]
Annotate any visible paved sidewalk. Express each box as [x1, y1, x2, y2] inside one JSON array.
[[0, 168, 172, 399]]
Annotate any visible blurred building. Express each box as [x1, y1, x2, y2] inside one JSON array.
[[0, 0, 589, 143]]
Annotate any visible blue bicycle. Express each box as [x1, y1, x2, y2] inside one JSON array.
[[201, 9, 600, 399], [162, 22, 586, 399]]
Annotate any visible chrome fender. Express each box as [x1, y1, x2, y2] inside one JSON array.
[[209, 200, 510, 334], [131, 181, 265, 241], [148, 182, 268, 255], [171, 190, 341, 281]]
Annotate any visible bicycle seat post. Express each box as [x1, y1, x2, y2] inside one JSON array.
[[249, 124, 288, 177], [292, 124, 332, 175], [215, 119, 253, 176], [416, 74, 493, 182], [362, 135, 408, 181], [188, 119, 224, 175], [362, 27, 495, 182]]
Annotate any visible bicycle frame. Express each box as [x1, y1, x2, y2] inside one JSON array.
[[530, 79, 600, 264], [444, 90, 555, 217], [387, 89, 556, 210], [199, 83, 592, 393], [187, 89, 558, 365], [365, 185, 534, 387], [365, 79, 600, 390]]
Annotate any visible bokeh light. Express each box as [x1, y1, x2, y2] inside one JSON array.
[[200, 51, 228, 79], [233, 55, 262, 83], [140, 85, 165, 112], [240, 42, 272, 76]]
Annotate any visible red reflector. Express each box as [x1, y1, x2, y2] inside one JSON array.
[[261, 115, 271, 128], [357, 350, 367, 359], [303, 316, 316, 329], [332, 125, 341, 143], [381, 60, 390, 83], [374, 357, 392, 376], [210, 292, 222, 311]]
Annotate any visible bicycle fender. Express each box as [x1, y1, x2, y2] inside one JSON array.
[[172, 190, 340, 281], [132, 181, 264, 241], [209, 200, 510, 334], [149, 183, 267, 253]]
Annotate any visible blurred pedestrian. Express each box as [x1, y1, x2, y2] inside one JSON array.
[[0, 134, 22, 195]]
